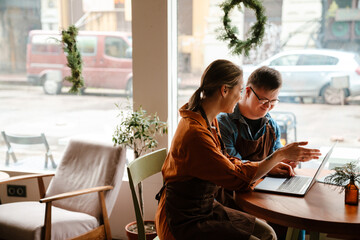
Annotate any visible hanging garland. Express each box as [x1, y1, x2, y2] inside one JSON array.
[[61, 25, 84, 93], [218, 0, 267, 56]]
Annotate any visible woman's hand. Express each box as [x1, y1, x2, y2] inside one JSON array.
[[254, 141, 321, 182], [279, 141, 321, 162]]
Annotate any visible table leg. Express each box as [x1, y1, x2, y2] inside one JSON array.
[[285, 227, 300, 240]]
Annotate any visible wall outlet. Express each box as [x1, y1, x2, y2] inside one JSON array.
[[7, 185, 27, 197]]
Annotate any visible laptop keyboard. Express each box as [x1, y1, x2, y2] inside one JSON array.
[[277, 176, 311, 192]]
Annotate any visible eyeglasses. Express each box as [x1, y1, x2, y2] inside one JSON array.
[[249, 87, 280, 106]]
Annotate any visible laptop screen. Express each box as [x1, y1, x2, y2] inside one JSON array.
[[309, 142, 337, 185]]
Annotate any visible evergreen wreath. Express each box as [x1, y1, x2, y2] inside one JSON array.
[[61, 25, 84, 93], [218, 0, 267, 56]]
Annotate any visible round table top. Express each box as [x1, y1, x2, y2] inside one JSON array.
[[236, 179, 360, 236], [0, 171, 10, 180]]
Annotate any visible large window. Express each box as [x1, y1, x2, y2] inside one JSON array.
[[0, 0, 132, 172], [176, 0, 360, 168]]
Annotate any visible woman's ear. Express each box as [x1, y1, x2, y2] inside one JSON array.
[[220, 85, 227, 97]]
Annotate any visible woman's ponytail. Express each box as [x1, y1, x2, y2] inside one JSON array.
[[187, 87, 202, 111], [186, 59, 243, 111]]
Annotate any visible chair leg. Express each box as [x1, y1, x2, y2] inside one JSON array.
[[49, 154, 57, 168], [11, 152, 17, 163], [99, 191, 112, 240], [6, 152, 9, 166], [298, 229, 305, 240], [286, 227, 300, 240], [43, 202, 52, 240], [6, 151, 17, 165], [45, 155, 48, 169]]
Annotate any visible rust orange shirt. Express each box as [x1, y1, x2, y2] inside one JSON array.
[[155, 104, 259, 240]]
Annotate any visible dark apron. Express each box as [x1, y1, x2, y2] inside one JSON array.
[[164, 178, 255, 240], [216, 121, 276, 212], [235, 121, 275, 161]]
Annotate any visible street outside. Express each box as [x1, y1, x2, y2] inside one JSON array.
[[1, 78, 360, 172], [0, 80, 132, 170]]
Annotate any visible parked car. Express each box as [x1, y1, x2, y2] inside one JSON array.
[[26, 30, 133, 95], [242, 49, 360, 104]]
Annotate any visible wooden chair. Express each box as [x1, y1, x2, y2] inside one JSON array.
[[127, 148, 167, 240], [0, 139, 126, 240], [1, 131, 57, 168]]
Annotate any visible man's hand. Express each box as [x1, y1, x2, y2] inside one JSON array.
[[267, 162, 295, 177], [282, 159, 298, 169]]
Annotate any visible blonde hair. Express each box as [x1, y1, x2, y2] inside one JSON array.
[[187, 59, 243, 110]]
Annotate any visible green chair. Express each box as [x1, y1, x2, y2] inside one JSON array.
[[127, 148, 167, 240]]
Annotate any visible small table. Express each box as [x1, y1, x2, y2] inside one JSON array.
[[0, 171, 10, 180], [235, 170, 360, 239]]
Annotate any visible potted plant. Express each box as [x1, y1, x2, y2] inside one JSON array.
[[325, 161, 360, 205], [112, 104, 167, 239]]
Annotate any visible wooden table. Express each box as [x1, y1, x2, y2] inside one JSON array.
[[0, 171, 9, 180], [235, 170, 360, 239], [0, 171, 10, 204]]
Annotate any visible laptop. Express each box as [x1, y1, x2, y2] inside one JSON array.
[[254, 142, 336, 196]]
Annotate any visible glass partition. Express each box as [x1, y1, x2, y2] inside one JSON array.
[[0, 0, 132, 172], [176, 0, 360, 168]]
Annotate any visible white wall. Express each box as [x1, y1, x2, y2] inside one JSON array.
[[110, 1, 170, 237], [132, 0, 168, 152]]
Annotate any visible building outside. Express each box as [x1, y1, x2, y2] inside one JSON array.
[[0, 0, 131, 74]]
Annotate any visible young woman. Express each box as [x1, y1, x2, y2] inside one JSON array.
[[155, 59, 320, 240]]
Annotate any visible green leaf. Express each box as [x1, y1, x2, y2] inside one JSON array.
[[112, 105, 168, 157], [324, 161, 360, 192]]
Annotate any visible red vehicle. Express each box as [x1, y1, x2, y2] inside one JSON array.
[[26, 30, 132, 95]]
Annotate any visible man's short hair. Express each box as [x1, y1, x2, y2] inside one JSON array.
[[247, 66, 282, 90]]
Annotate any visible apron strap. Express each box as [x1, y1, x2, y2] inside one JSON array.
[[196, 105, 227, 155], [155, 184, 166, 203]]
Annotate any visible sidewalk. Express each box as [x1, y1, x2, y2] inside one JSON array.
[[0, 73, 28, 86]]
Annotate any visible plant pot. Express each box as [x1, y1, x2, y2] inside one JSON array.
[[125, 220, 157, 240]]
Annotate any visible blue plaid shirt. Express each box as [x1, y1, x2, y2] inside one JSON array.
[[217, 103, 283, 160]]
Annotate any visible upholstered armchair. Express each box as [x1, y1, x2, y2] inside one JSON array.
[[0, 139, 126, 240]]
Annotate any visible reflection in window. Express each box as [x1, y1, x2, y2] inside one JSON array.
[[30, 34, 61, 54], [105, 37, 130, 58], [270, 55, 300, 66], [175, 0, 360, 170], [0, 1, 133, 173], [77, 36, 97, 55], [298, 55, 338, 66]]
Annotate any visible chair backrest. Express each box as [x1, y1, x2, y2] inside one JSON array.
[[127, 148, 167, 240], [45, 139, 126, 218], [1, 131, 54, 167], [1, 131, 50, 147]]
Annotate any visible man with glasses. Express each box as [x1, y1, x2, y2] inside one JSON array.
[[217, 66, 300, 240], [217, 66, 296, 177]]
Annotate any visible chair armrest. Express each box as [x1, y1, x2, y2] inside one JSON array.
[[0, 173, 54, 184], [40, 185, 113, 203]]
